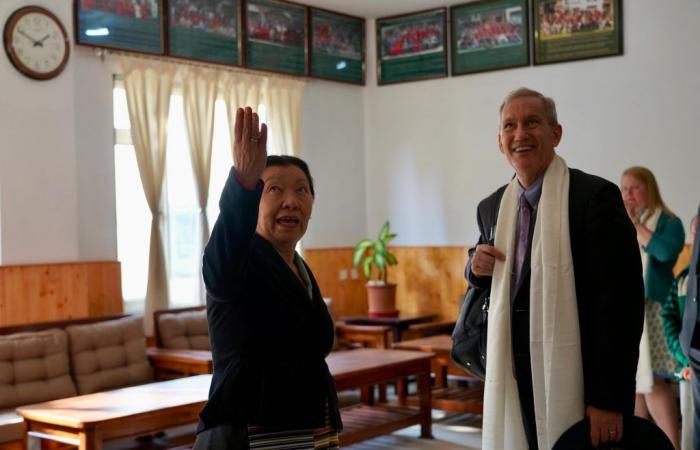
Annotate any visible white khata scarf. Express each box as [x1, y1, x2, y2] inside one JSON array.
[[482, 155, 584, 450], [635, 207, 661, 393]]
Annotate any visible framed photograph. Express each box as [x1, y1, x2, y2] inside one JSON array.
[[74, 0, 164, 54], [310, 8, 365, 85], [376, 8, 447, 85], [168, 0, 241, 66], [533, 0, 623, 65], [244, 0, 307, 76], [451, 0, 529, 76]]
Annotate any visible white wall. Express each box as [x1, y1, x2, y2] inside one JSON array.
[[1, 0, 79, 263], [364, 0, 700, 246], [301, 81, 366, 248]]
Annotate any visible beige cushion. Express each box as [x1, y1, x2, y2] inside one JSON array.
[[158, 310, 210, 350], [66, 316, 152, 394], [0, 329, 76, 409], [0, 409, 23, 443]]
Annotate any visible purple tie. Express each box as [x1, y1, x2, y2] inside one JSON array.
[[512, 193, 532, 294]]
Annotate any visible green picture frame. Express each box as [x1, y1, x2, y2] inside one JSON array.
[[244, 0, 307, 76], [533, 0, 623, 65], [450, 0, 529, 76], [168, 0, 241, 66], [376, 8, 447, 85], [74, 0, 164, 54], [310, 8, 365, 85]]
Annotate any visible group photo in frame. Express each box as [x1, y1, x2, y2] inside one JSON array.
[[376, 8, 447, 85], [75, 0, 164, 54], [533, 0, 623, 65], [168, 0, 241, 66], [450, 0, 529, 75], [310, 8, 365, 85], [244, 0, 307, 76]]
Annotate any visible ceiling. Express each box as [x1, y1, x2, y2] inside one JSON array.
[[297, 0, 472, 19]]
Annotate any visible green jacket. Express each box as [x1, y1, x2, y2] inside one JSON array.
[[661, 266, 690, 370], [643, 212, 685, 303]]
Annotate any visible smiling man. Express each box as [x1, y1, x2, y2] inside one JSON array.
[[465, 88, 644, 449]]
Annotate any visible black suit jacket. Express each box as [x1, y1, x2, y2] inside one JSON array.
[[467, 168, 644, 415], [680, 204, 700, 355], [197, 169, 341, 432]]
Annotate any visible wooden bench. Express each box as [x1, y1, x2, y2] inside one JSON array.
[[393, 334, 484, 414]]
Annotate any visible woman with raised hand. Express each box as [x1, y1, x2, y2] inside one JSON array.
[[194, 107, 341, 449]]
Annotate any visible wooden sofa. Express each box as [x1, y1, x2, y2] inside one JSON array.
[[0, 314, 154, 449]]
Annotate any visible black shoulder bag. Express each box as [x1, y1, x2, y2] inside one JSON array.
[[451, 190, 504, 380]]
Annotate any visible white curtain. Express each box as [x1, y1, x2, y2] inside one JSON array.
[[120, 57, 175, 336], [182, 67, 219, 305], [221, 72, 265, 162], [263, 77, 305, 156]]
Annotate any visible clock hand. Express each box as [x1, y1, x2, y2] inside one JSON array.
[[32, 34, 51, 48], [18, 29, 40, 45]]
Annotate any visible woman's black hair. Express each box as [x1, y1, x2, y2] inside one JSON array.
[[265, 155, 315, 198]]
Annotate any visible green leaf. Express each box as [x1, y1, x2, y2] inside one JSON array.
[[373, 241, 386, 256], [385, 233, 398, 243], [362, 256, 373, 279], [385, 252, 397, 265], [375, 252, 386, 269], [353, 239, 373, 267], [378, 221, 390, 241]]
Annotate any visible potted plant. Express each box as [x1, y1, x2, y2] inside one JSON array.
[[353, 221, 399, 318]]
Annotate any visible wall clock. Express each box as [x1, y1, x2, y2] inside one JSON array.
[[3, 6, 70, 80]]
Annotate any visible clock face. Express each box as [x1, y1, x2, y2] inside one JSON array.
[[3, 7, 70, 80]]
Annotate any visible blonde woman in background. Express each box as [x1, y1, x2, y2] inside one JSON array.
[[621, 166, 685, 450]]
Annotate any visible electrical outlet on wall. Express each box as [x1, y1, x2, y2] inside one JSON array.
[[350, 268, 359, 280], [339, 269, 348, 281]]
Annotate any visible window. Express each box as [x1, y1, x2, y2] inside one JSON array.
[[114, 80, 273, 312]]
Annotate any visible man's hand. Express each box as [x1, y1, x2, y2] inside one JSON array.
[[471, 244, 506, 277], [233, 106, 267, 188], [587, 405, 622, 447]]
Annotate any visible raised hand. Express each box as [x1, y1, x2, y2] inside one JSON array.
[[233, 106, 268, 188]]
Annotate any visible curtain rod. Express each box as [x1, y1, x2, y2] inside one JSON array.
[[102, 48, 313, 83]]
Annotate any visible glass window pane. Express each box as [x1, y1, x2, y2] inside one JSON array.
[[207, 99, 232, 227], [166, 94, 200, 307], [113, 87, 131, 130], [114, 144, 150, 304]]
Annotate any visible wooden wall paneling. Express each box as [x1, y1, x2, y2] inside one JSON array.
[[87, 262, 123, 316], [0, 261, 123, 327], [303, 248, 368, 320], [304, 247, 469, 322], [391, 247, 468, 321]]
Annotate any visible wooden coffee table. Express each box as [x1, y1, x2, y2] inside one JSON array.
[[147, 348, 213, 380], [24, 349, 431, 449], [16, 375, 211, 450], [327, 348, 433, 445], [393, 334, 483, 414], [339, 313, 438, 342]]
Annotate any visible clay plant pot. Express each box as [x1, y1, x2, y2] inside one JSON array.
[[366, 283, 398, 318]]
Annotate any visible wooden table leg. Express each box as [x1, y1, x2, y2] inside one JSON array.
[[417, 371, 433, 439], [24, 423, 40, 450], [79, 428, 102, 450], [360, 386, 375, 405], [396, 377, 408, 406]]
